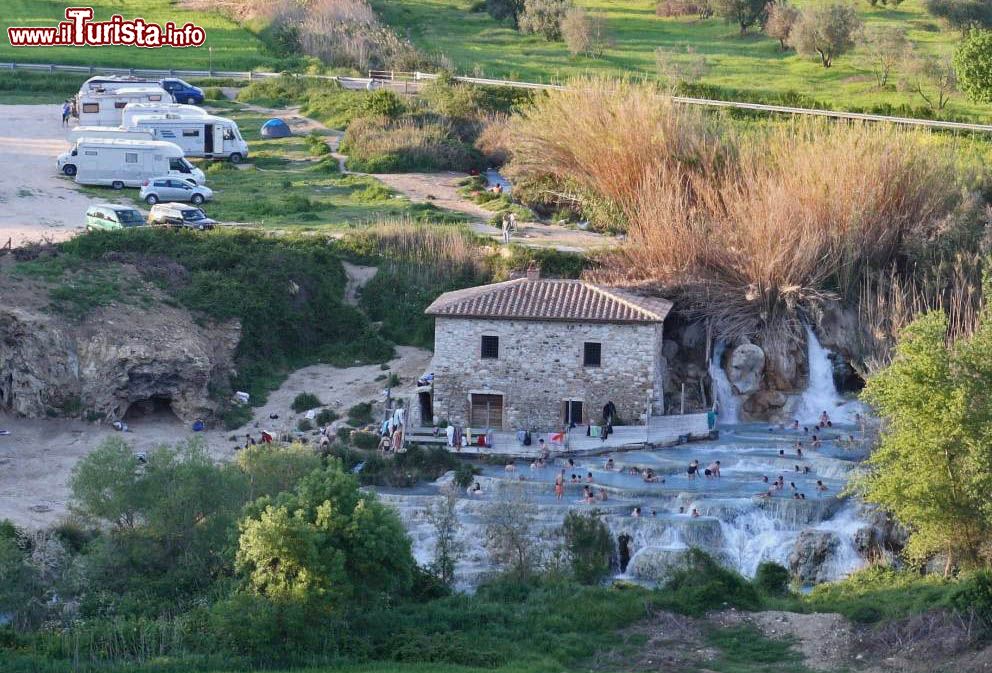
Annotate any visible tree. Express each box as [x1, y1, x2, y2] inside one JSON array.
[[486, 0, 526, 25], [925, 0, 992, 33], [862, 25, 910, 88], [425, 488, 462, 587], [955, 28, 992, 103], [237, 461, 414, 606], [483, 485, 540, 578], [789, 3, 862, 68], [561, 510, 613, 584], [655, 47, 711, 88], [236, 442, 322, 501], [864, 0, 904, 7], [561, 6, 610, 56], [902, 51, 957, 110], [519, 0, 573, 40], [712, 0, 769, 34], [765, 0, 800, 50], [68, 437, 141, 529], [858, 311, 992, 573]]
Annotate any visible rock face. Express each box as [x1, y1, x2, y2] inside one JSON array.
[[728, 343, 765, 395], [0, 301, 239, 422], [789, 530, 839, 584]]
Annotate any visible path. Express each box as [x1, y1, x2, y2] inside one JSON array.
[[227, 95, 616, 253], [342, 261, 377, 306]]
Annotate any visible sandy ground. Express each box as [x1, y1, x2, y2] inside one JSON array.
[[342, 261, 378, 305], [0, 105, 112, 247], [0, 346, 432, 530]]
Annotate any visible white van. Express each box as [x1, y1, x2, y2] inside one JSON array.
[[121, 103, 206, 128], [68, 126, 154, 143], [57, 138, 205, 188], [76, 87, 173, 126], [130, 113, 248, 163]]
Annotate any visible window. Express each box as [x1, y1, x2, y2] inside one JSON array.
[[82, 103, 99, 113], [114, 101, 127, 109], [481, 335, 499, 359], [182, 129, 200, 137], [583, 342, 602, 367], [149, 95, 162, 101], [223, 127, 234, 140], [125, 152, 138, 164]]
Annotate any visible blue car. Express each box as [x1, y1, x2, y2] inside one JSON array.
[[159, 78, 204, 104]]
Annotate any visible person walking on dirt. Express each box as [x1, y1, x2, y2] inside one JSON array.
[[61, 100, 71, 127]]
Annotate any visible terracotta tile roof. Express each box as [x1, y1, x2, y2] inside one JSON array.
[[425, 278, 672, 324]]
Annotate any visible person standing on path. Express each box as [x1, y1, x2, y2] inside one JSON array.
[[61, 100, 71, 127], [501, 213, 511, 245]]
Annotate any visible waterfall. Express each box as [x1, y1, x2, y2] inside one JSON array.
[[709, 341, 739, 424], [796, 324, 864, 425]]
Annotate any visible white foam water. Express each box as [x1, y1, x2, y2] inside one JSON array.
[[709, 341, 740, 424], [795, 325, 865, 425]]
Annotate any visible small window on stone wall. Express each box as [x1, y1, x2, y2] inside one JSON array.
[[583, 342, 602, 367], [481, 335, 499, 359]]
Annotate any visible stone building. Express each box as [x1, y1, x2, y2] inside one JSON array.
[[414, 269, 672, 432]]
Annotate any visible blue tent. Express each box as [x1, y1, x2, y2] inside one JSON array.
[[260, 118, 291, 138]]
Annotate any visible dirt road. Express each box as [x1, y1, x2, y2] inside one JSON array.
[[0, 346, 432, 529], [0, 105, 114, 247]]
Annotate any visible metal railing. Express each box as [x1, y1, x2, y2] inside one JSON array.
[[3, 60, 990, 133]]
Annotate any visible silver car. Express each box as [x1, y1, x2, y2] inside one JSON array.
[[139, 177, 213, 206], [147, 203, 217, 230]]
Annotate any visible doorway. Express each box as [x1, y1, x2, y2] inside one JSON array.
[[204, 124, 214, 153], [470, 393, 503, 430], [418, 391, 433, 427], [563, 400, 583, 426]]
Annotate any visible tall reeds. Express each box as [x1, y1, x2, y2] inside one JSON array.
[[510, 79, 982, 351]]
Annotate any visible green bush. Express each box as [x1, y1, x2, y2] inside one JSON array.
[[562, 511, 613, 584], [362, 88, 405, 118], [453, 462, 479, 489], [305, 130, 331, 156], [203, 86, 225, 101], [753, 561, 791, 596], [347, 402, 375, 426], [222, 404, 253, 430], [315, 408, 339, 426], [291, 392, 322, 413], [351, 430, 380, 450], [297, 418, 314, 432], [659, 548, 761, 616]]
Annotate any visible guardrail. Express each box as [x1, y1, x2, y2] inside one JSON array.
[[3, 60, 989, 133], [0, 61, 280, 80]]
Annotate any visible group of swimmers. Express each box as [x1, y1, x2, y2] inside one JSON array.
[[759, 473, 830, 499], [631, 505, 701, 518]]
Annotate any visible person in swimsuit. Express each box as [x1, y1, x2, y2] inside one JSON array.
[[554, 470, 565, 501], [687, 460, 699, 479]]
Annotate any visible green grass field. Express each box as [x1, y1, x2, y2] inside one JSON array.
[[0, 0, 278, 70], [374, 0, 992, 119]]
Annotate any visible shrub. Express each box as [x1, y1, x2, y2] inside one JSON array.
[[657, 0, 712, 17], [341, 116, 482, 173], [361, 88, 405, 118], [291, 392, 322, 413], [305, 130, 331, 156], [297, 418, 314, 432], [753, 561, 791, 596], [519, 0, 573, 40], [453, 462, 480, 488], [347, 401, 375, 426], [660, 549, 761, 615], [351, 430, 381, 450], [315, 408, 339, 426], [222, 404, 253, 430], [561, 511, 613, 584], [204, 86, 226, 100]]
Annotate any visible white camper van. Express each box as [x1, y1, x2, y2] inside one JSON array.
[[121, 103, 207, 128], [68, 126, 154, 143], [57, 138, 205, 188], [76, 87, 173, 127], [130, 113, 248, 162]]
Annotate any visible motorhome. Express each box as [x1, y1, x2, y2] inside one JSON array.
[[130, 113, 248, 163], [76, 87, 173, 126], [80, 76, 204, 103], [121, 103, 206, 127], [68, 126, 154, 143], [57, 138, 205, 188]]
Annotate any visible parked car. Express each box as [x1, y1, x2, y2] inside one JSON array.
[[147, 202, 217, 230], [85, 204, 145, 231], [140, 177, 213, 205]]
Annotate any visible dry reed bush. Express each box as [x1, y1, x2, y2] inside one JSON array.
[[504, 78, 732, 227], [342, 116, 479, 171], [594, 118, 975, 346], [342, 220, 484, 276], [475, 113, 513, 165]]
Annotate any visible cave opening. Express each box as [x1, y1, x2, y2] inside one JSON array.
[[124, 396, 179, 424]]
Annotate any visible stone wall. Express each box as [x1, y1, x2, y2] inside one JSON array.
[[430, 317, 664, 431]]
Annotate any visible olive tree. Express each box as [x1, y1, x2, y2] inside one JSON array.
[[862, 25, 910, 88], [712, 0, 768, 34], [789, 3, 862, 68], [765, 0, 800, 50]]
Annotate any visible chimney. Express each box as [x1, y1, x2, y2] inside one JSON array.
[[526, 262, 541, 281]]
